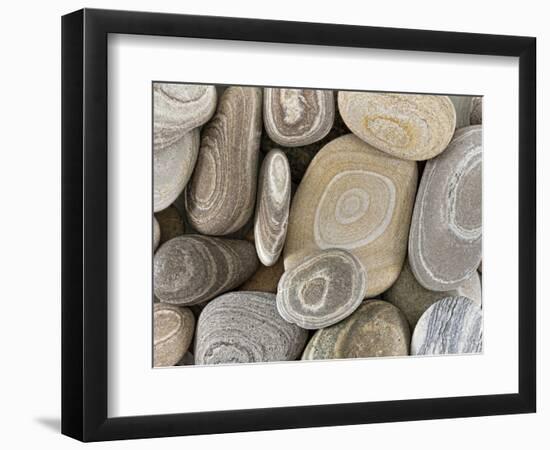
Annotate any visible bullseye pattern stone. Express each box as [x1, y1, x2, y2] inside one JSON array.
[[153, 83, 216, 151], [153, 216, 161, 251], [411, 296, 482, 355], [409, 125, 482, 291], [185, 87, 262, 235], [385, 260, 481, 328], [154, 129, 200, 212], [284, 134, 417, 296], [277, 249, 367, 329], [264, 88, 334, 146], [154, 303, 195, 367], [195, 292, 308, 365], [338, 92, 456, 160], [254, 150, 291, 266], [470, 97, 482, 125], [302, 300, 410, 360], [155, 205, 185, 245], [154, 235, 259, 305]]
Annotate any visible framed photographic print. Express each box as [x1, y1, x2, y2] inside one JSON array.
[[61, 8, 536, 442]]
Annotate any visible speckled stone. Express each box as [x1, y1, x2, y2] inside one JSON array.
[[385, 260, 482, 328], [154, 303, 195, 367], [155, 205, 185, 245], [302, 300, 410, 360], [338, 92, 456, 160], [409, 126, 482, 291], [239, 254, 285, 293], [264, 88, 334, 146], [470, 97, 482, 125], [277, 249, 367, 329], [185, 87, 262, 235], [411, 296, 482, 355], [254, 150, 291, 266], [449, 96, 475, 128], [284, 134, 417, 296], [153, 83, 216, 152], [195, 292, 308, 365], [153, 216, 161, 251], [153, 235, 259, 305], [154, 129, 200, 212]]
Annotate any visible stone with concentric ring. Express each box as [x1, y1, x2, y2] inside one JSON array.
[[195, 291, 308, 365], [284, 134, 417, 296], [154, 303, 195, 367], [409, 125, 482, 291]]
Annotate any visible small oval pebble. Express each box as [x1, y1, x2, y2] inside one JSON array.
[[411, 296, 482, 355], [277, 249, 367, 330], [153, 83, 216, 151], [302, 300, 410, 360], [154, 303, 195, 367], [185, 87, 262, 235], [155, 205, 185, 245], [195, 292, 308, 365], [284, 134, 417, 296], [409, 126, 482, 291], [264, 88, 334, 146], [154, 129, 199, 212], [154, 235, 259, 305], [254, 150, 291, 266], [338, 92, 456, 160], [385, 260, 481, 328], [153, 216, 161, 251]]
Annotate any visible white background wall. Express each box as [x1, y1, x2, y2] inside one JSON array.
[[0, 0, 546, 448]]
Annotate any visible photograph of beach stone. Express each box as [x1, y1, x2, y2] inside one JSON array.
[[152, 83, 483, 367]]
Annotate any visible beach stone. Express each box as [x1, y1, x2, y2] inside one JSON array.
[[470, 97, 482, 125], [264, 88, 334, 146], [154, 303, 195, 367], [338, 92, 456, 160], [449, 96, 475, 128], [154, 129, 199, 212], [185, 87, 262, 235], [277, 249, 367, 329], [153, 83, 216, 151], [155, 205, 185, 245], [153, 216, 161, 251], [411, 296, 482, 355], [409, 125, 482, 291], [385, 260, 482, 328], [284, 134, 417, 296], [254, 150, 291, 266], [153, 235, 259, 305], [195, 292, 308, 365], [239, 254, 285, 293], [302, 300, 410, 359]]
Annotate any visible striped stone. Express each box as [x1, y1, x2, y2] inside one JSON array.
[[154, 303, 195, 367]]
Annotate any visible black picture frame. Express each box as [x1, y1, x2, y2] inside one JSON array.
[[61, 8, 536, 442]]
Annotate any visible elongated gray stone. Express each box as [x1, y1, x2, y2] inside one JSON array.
[[153, 216, 160, 251], [254, 150, 291, 266], [153, 235, 259, 305], [155, 205, 185, 245], [277, 249, 367, 330], [185, 87, 262, 235], [154, 303, 195, 367], [153, 83, 216, 151], [154, 129, 199, 212], [195, 292, 308, 365], [409, 126, 482, 291], [264, 88, 334, 146], [411, 296, 482, 355], [302, 300, 410, 360], [338, 92, 456, 160], [385, 260, 481, 328]]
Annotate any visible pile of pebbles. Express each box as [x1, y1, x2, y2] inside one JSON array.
[[152, 84, 483, 367]]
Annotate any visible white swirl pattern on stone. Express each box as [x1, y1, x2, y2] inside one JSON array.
[[195, 292, 308, 365], [409, 126, 482, 291], [276, 249, 367, 329], [154, 128, 199, 212], [153, 303, 195, 367], [153, 83, 216, 152]]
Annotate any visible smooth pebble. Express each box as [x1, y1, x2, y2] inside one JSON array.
[[154, 303, 195, 367]]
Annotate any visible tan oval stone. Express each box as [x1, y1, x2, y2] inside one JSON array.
[[154, 303, 195, 367], [338, 92, 456, 160], [302, 300, 410, 360], [284, 134, 417, 296]]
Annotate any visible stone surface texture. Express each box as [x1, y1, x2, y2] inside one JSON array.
[[470, 97, 482, 125], [239, 253, 285, 293], [153, 216, 160, 251], [155, 205, 185, 245], [154, 303, 195, 367], [449, 96, 474, 128]]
